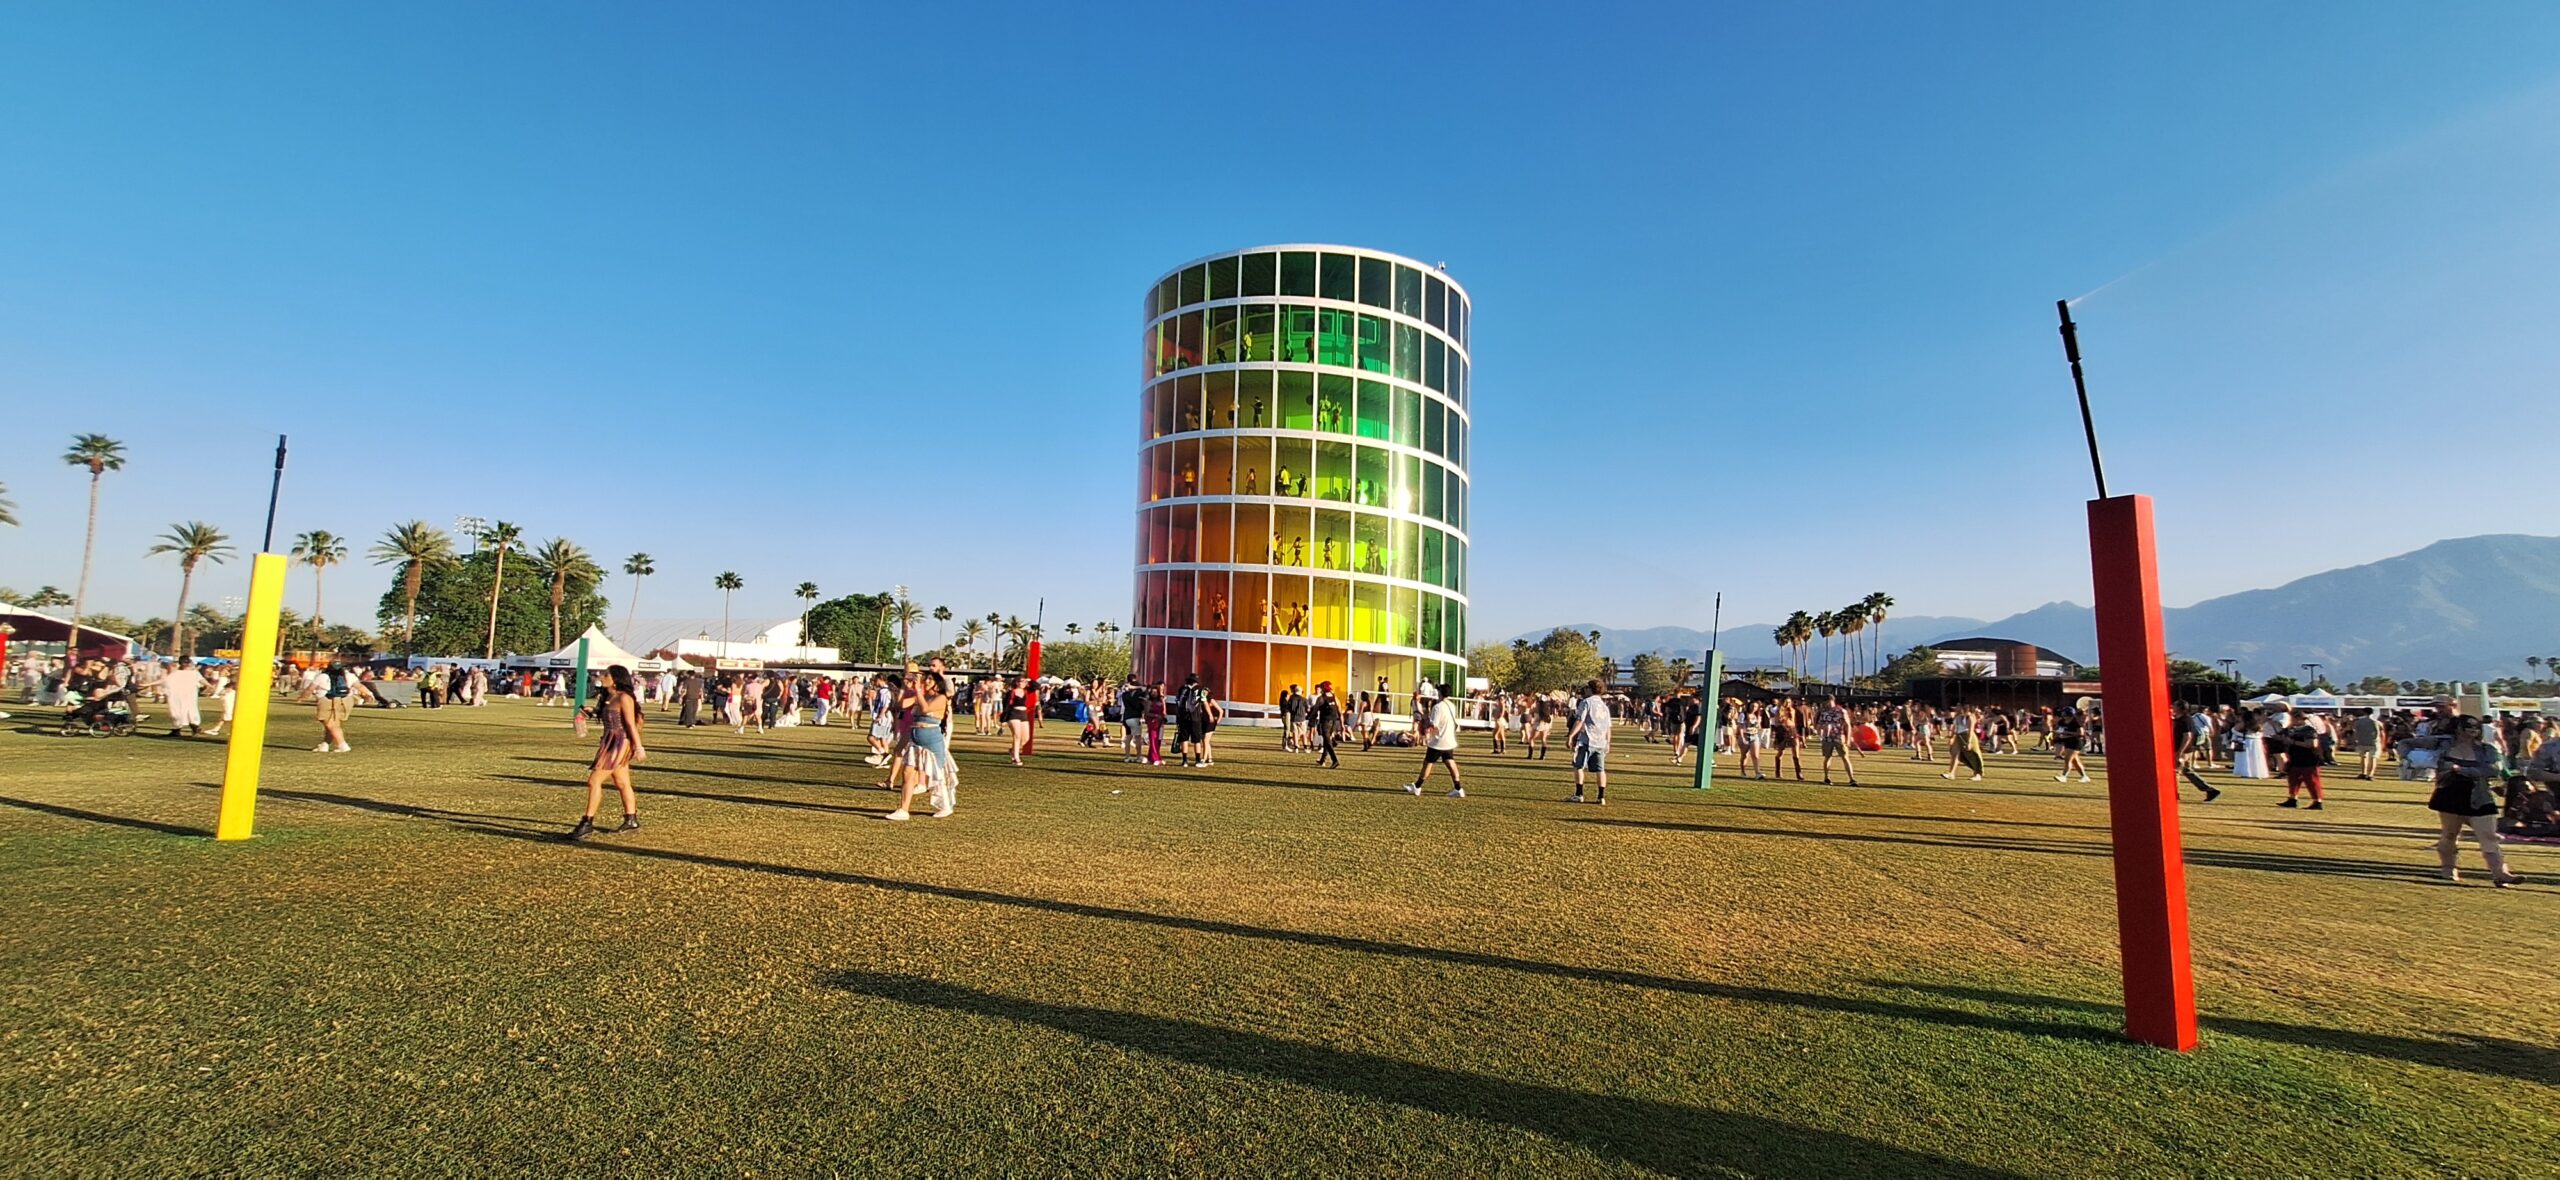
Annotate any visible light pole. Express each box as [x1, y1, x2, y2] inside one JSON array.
[[454, 515, 487, 555], [2215, 659, 2238, 685], [2301, 663, 2322, 690]]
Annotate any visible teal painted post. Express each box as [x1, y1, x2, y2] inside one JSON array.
[[573, 637, 591, 714], [1691, 648, 1725, 789]]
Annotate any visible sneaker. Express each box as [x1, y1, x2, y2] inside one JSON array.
[[1592, 796, 1605, 806], [882, 810, 911, 822], [2054, 774, 2069, 782], [1567, 793, 1584, 804], [314, 742, 333, 753], [2201, 786, 2220, 802], [930, 805, 954, 819], [612, 816, 640, 833], [2306, 801, 2323, 810], [2277, 798, 2299, 808], [334, 743, 352, 753], [2076, 775, 2090, 783], [2492, 873, 2523, 889], [1969, 774, 1983, 782], [564, 818, 596, 841], [1447, 788, 1465, 798], [1403, 783, 1423, 796], [1940, 772, 1956, 779]]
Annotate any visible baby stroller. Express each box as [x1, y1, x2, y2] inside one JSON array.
[[60, 694, 139, 738]]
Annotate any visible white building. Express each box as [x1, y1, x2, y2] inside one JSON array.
[[1927, 637, 2082, 679]]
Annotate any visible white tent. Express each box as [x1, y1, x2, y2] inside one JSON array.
[[510, 626, 667, 672]]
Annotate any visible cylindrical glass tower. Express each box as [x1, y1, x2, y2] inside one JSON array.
[[1131, 245, 1470, 714]]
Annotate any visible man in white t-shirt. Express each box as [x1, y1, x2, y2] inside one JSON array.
[[161, 661, 205, 736], [1567, 679, 1613, 804], [1402, 682, 1465, 798]]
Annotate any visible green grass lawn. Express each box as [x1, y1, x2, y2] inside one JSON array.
[[1, 697, 2551, 1177]]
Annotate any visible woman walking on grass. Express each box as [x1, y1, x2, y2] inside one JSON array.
[[1941, 706, 1985, 782], [567, 665, 645, 840], [1001, 674, 1034, 766], [883, 670, 956, 822], [2428, 715, 2522, 886]]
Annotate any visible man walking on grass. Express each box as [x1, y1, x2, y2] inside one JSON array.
[[1567, 679, 1612, 804], [1815, 696, 1859, 786], [1403, 682, 1465, 798], [1118, 676, 1148, 763]]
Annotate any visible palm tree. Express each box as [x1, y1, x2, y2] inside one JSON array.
[[1864, 592, 1894, 676], [794, 582, 820, 656], [1778, 611, 1813, 679], [290, 530, 348, 651], [891, 598, 924, 657], [714, 572, 744, 660], [932, 605, 952, 647], [147, 522, 234, 657], [1814, 611, 1838, 683], [1064, 623, 1082, 637], [371, 521, 455, 655], [0, 480, 15, 527], [999, 616, 1030, 669], [26, 586, 73, 609], [1836, 603, 1866, 679], [955, 619, 988, 666], [478, 521, 523, 658], [526, 538, 597, 650], [61, 433, 127, 658], [1667, 656, 1695, 688], [620, 553, 655, 643]]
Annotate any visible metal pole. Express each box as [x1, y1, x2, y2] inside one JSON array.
[[2056, 302, 2107, 499], [260, 435, 288, 553], [1695, 593, 1724, 790]]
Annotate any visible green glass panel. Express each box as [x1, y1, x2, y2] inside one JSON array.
[[1420, 593, 1443, 651], [1394, 323, 1421, 382], [1450, 538, 1466, 593], [1320, 252, 1356, 301], [1282, 307, 1317, 363], [1240, 252, 1277, 297], [1357, 313, 1392, 374], [1280, 251, 1317, 297], [1426, 336, 1446, 392], [1314, 439, 1352, 504], [1317, 373, 1352, 434], [1353, 512, 1388, 577], [1425, 274, 1447, 330], [1448, 599, 1465, 653], [1398, 454, 1423, 517], [1357, 256, 1390, 309], [1208, 305, 1239, 365], [1354, 445, 1387, 508], [1392, 517, 1419, 581], [1180, 265, 1206, 307], [1208, 255, 1238, 301], [1277, 370, 1315, 433], [1394, 387, 1420, 447], [1316, 308, 1357, 368], [1423, 462, 1445, 521], [1394, 266, 1421, 318], [1355, 379, 1391, 440], [1424, 400, 1445, 458], [1243, 304, 1276, 363]]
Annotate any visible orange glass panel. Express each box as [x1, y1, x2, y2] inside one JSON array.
[[1196, 570, 1230, 632], [1267, 642, 1308, 699], [1199, 503, 1232, 565], [1232, 570, 1270, 635], [1167, 570, 1195, 630], [1230, 639, 1268, 704], [1168, 503, 1196, 563], [1311, 644, 1349, 697]]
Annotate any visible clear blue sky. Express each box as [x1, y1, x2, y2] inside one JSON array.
[[5, 2, 2556, 642]]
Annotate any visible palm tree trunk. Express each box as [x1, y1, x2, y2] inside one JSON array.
[[69, 472, 100, 658], [721, 592, 732, 661], [484, 551, 507, 659], [171, 564, 196, 656], [402, 563, 424, 654], [312, 570, 326, 650], [550, 578, 564, 650]]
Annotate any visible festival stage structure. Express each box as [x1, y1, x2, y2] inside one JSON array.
[[1130, 245, 1471, 713]]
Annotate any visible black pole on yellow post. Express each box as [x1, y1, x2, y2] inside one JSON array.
[[217, 436, 289, 841]]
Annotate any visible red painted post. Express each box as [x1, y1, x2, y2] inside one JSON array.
[[2087, 495, 2199, 1051], [1022, 639, 1042, 754]]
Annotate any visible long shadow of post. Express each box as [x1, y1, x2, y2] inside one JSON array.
[[0, 795, 208, 837], [1560, 816, 2431, 883], [820, 968, 2014, 1179]]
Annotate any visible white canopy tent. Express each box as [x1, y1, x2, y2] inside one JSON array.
[[508, 626, 669, 672]]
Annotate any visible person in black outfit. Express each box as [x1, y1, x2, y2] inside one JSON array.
[[1310, 682, 1342, 769], [677, 670, 704, 728]]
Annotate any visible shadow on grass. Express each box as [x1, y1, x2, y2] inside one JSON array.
[[1560, 816, 2429, 883], [1720, 803, 2102, 833], [819, 968, 2011, 1179], [0, 795, 209, 837], [486, 774, 891, 818], [512, 756, 871, 793], [1875, 982, 2560, 1085], [178, 783, 558, 830], [1037, 762, 1382, 795]]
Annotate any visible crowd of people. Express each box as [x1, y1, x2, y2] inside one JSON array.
[[12, 647, 2548, 886]]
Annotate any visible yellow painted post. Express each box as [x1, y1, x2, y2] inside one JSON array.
[[217, 553, 289, 840]]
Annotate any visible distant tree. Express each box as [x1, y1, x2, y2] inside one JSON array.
[[2349, 675, 2402, 695], [1666, 657, 1696, 688], [1872, 645, 1944, 690], [714, 572, 745, 659], [1863, 592, 1894, 676], [1037, 634, 1132, 686], [954, 619, 989, 667], [932, 605, 952, 647], [290, 530, 349, 650], [62, 433, 128, 658], [1630, 653, 1674, 698], [524, 538, 602, 650], [147, 522, 234, 656], [373, 546, 601, 658], [2260, 675, 2305, 696], [371, 522, 456, 655], [477, 522, 524, 658], [26, 586, 74, 609], [794, 581, 821, 656], [0, 480, 15, 527], [806, 591, 897, 664], [891, 599, 924, 656], [620, 553, 656, 642], [1465, 642, 1519, 691], [1511, 628, 1604, 694]]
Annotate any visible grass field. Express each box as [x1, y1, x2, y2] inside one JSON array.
[[1, 696, 2551, 1178]]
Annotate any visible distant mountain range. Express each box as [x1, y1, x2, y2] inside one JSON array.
[[1517, 534, 2560, 681]]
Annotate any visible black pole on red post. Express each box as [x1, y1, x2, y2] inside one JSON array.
[[2059, 301, 2198, 1052]]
